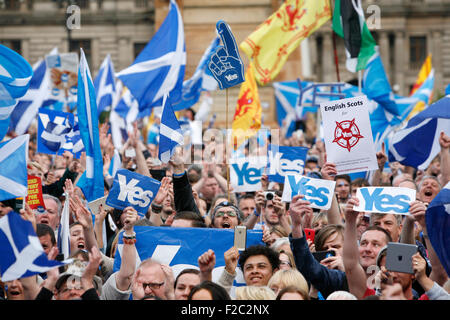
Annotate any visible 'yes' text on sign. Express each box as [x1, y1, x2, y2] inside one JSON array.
[[267, 144, 308, 183], [106, 169, 161, 216], [282, 174, 336, 210], [353, 187, 416, 215]]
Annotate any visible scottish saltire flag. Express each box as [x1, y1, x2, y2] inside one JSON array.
[[116, 0, 186, 117], [0, 134, 29, 201], [108, 149, 122, 178], [59, 118, 85, 158], [57, 193, 70, 260], [37, 108, 73, 155], [9, 48, 58, 136], [173, 37, 219, 111], [0, 211, 69, 281], [76, 49, 104, 202], [426, 182, 450, 277], [158, 94, 183, 163], [94, 54, 116, 115], [113, 226, 264, 293], [388, 94, 450, 170], [0, 44, 33, 140], [273, 81, 356, 138]]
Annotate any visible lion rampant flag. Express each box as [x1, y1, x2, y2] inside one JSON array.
[[231, 63, 261, 149], [240, 0, 331, 85], [406, 54, 433, 121]]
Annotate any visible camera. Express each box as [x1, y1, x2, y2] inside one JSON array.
[[264, 191, 275, 201]]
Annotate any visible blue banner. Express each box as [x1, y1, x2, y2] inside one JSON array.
[[113, 226, 264, 287]]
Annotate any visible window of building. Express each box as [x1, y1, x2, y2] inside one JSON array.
[[409, 36, 427, 69], [0, 40, 21, 55], [70, 39, 91, 65], [135, 0, 148, 9], [2, 0, 21, 10], [134, 42, 147, 59]]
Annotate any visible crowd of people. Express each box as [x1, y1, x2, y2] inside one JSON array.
[[0, 109, 449, 301]]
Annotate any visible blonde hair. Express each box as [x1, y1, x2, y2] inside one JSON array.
[[267, 269, 309, 299], [235, 286, 276, 300]]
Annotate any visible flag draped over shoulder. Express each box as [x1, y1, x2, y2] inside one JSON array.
[[240, 0, 331, 85], [388, 94, 450, 170], [76, 49, 104, 202], [231, 63, 261, 149], [0, 134, 29, 201], [116, 0, 185, 117], [406, 54, 433, 121], [425, 182, 450, 277], [0, 211, 70, 281], [0, 44, 33, 140], [332, 0, 376, 72]]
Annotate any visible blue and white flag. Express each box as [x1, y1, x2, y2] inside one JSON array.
[[57, 193, 71, 260], [0, 211, 69, 281], [94, 54, 116, 115], [0, 44, 33, 140], [388, 94, 450, 170], [116, 0, 186, 117], [173, 37, 220, 111], [106, 169, 161, 216], [59, 118, 85, 158], [158, 94, 184, 163], [108, 149, 122, 178], [426, 182, 450, 277], [267, 144, 308, 183], [76, 49, 104, 202], [9, 48, 58, 136], [37, 108, 73, 155], [0, 134, 29, 201], [113, 226, 264, 292]]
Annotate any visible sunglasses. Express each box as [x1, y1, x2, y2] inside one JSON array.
[[215, 210, 237, 218]]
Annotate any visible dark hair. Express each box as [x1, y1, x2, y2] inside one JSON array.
[[362, 225, 393, 244], [173, 211, 206, 228], [314, 224, 345, 252], [238, 245, 280, 272], [36, 223, 56, 245], [334, 174, 351, 185], [69, 221, 83, 230], [187, 281, 231, 300], [351, 178, 371, 188], [174, 268, 200, 289]]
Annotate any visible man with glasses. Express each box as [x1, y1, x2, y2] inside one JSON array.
[[210, 201, 242, 229]]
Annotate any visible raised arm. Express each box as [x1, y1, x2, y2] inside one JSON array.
[[115, 207, 138, 291], [342, 197, 368, 300], [321, 160, 342, 225], [439, 131, 450, 186]]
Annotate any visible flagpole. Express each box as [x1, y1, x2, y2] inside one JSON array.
[[226, 88, 230, 202], [332, 31, 341, 83]]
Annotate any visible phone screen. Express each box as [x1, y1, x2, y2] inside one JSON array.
[[312, 250, 335, 262]]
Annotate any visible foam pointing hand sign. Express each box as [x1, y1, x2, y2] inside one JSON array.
[[282, 174, 336, 210], [353, 187, 416, 215], [208, 20, 245, 89], [106, 169, 161, 216]]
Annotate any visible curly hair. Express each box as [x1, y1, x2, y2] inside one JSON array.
[[238, 245, 280, 272]]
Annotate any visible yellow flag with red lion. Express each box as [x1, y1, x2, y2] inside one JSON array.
[[231, 62, 261, 149], [240, 0, 331, 85]]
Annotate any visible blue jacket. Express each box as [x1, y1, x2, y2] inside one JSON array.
[[289, 233, 349, 298]]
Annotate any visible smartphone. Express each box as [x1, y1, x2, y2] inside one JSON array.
[[88, 196, 113, 215], [312, 250, 335, 262], [385, 242, 418, 274], [234, 226, 247, 251], [304, 228, 315, 243], [150, 169, 167, 181]]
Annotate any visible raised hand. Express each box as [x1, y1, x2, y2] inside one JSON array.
[[208, 20, 245, 89]]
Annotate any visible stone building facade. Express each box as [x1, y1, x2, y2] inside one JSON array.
[[1, 0, 449, 127]]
